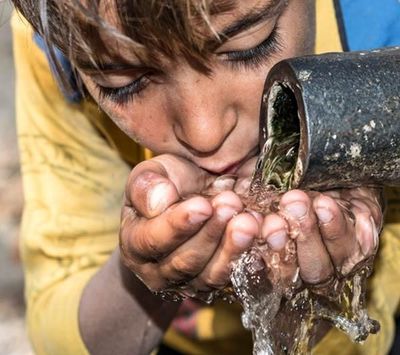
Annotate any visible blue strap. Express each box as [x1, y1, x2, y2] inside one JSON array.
[[34, 33, 83, 103], [338, 0, 400, 51]]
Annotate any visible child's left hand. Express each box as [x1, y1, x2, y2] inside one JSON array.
[[261, 188, 382, 287], [236, 158, 383, 287]]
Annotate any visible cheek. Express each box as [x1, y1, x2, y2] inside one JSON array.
[[107, 104, 172, 150], [82, 79, 172, 149], [222, 69, 268, 149], [235, 74, 266, 116]]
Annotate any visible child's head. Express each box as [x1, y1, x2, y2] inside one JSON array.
[[14, 0, 315, 174]]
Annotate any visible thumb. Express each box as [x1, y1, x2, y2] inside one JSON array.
[[125, 154, 214, 218]]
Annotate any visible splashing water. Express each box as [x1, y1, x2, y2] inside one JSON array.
[[231, 247, 379, 354], [230, 129, 380, 354], [156, 84, 380, 352]]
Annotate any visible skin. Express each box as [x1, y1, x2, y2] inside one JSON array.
[[76, 0, 383, 354]]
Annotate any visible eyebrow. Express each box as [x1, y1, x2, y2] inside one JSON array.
[[217, 0, 287, 40]]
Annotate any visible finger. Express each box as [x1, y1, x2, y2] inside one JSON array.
[[159, 191, 244, 283], [342, 186, 383, 217], [280, 190, 333, 284], [260, 213, 289, 250], [346, 186, 382, 202], [121, 196, 212, 262], [349, 197, 383, 229], [204, 175, 237, 196], [261, 213, 298, 285], [322, 190, 342, 199], [333, 208, 377, 276], [234, 176, 252, 197], [134, 155, 215, 195], [347, 188, 384, 248], [353, 211, 378, 258], [350, 197, 381, 248], [234, 156, 257, 196], [192, 213, 258, 290], [126, 155, 215, 217], [126, 171, 180, 218], [350, 196, 379, 255], [313, 194, 359, 270], [151, 154, 217, 195]]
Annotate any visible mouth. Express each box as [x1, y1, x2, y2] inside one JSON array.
[[218, 161, 243, 175], [200, 147, 259, 176]]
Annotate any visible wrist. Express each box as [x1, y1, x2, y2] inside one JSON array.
[[79, 248, 180, 355]]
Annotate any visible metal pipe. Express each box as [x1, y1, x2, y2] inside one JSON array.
[[259, 47, 400, 190]]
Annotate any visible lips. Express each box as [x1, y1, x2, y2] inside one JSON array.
[[199, 159, 242, 176], [218, 161, 242, 175]]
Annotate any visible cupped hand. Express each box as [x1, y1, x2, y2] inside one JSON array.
[[119, 154, 259, 297], [258, 187, 383, 287]]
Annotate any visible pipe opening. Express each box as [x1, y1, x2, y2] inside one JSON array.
[[258, 82, 301, 191]]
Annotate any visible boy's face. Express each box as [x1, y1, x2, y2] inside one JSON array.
[[78, 0, 315, 174]]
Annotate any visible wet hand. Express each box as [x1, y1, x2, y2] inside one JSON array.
[[258, 188, 382, 286], [119, 154, 259, 296]]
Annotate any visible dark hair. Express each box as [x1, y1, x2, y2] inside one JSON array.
[[12, 0, 236, 72]]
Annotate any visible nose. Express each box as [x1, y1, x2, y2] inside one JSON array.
[[168, 70, 238, 155]]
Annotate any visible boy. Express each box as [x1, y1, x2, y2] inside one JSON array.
[[10, 0, 400, 354]]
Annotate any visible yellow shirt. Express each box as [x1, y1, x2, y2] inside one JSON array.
[[12, 1, 400, 354]]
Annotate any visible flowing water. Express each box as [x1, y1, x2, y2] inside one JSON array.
[[230, 129, 380, 354], [157, 83, 380, 353], [231, 247, 379, 354]]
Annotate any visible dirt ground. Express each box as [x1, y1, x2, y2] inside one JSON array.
[[0, 1, 33, 354]]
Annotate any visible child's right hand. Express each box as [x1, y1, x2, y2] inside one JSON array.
[[119, 154, 259, 296]]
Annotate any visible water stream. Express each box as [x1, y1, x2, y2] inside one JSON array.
[[230, 106, 380, 354]]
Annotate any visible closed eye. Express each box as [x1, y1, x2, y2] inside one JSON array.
[[95, 73, 153, 106], [219, 25, 282, 70]]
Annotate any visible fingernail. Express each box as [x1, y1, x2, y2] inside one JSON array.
[[232, 232, 254, 248], [285, 202, 307, 219], [149, 183, 169, 212], [217, 207, 237, 223], [189, 212, 210, 225], [316, 208, 333, 224], [267, 230, 287, 250]]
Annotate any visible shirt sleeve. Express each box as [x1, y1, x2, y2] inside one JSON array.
[[12, 13, 136, 355]]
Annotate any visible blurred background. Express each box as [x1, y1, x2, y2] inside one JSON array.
[[0, 0, 32, 354]]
